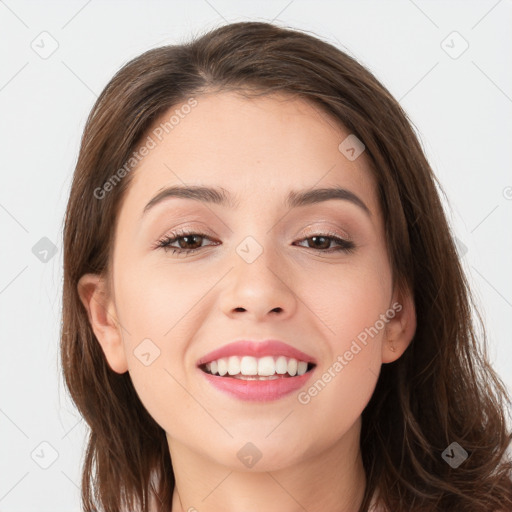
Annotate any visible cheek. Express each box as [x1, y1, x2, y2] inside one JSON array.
[[112, 259, 203, 429], [293, 257, 390, 424], [115, 255, 212, 342], [304, 256, 391, 347], [294, 275, 386, 446], [113, 250, 245, 429]]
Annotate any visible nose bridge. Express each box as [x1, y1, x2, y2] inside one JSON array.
[[220, 230, 297, 319], [229, 205, 282, 272]]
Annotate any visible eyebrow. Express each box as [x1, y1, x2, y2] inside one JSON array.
[[142, 185, 372, 218]]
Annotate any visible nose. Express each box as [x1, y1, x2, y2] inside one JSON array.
[[220, 242, 298, 322]]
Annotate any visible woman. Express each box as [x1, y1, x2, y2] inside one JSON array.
[[60, 21, 512, 511]]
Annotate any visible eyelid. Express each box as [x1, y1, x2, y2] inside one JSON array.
[[152, 227, 217, 250], [154, 225, 355, 253], [299, 222, 352, 242], [155, 220, 353, 243], [156, 223, 216, 240], [157, 223, 352, 243]]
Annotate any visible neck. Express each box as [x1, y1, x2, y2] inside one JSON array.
[[168, 418, 366, 512]]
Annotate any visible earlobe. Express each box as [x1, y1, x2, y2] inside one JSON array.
[[77, 273, 129, 374], [381, 289, 416, 364]]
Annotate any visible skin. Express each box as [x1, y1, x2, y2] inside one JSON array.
[[78, 91, 416, 512]]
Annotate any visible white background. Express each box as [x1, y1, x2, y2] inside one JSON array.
[[0, 1, 511, 510]]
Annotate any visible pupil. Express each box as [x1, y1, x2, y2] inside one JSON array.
[[311, 236, 329, 249], [180, 235, 201, 249]]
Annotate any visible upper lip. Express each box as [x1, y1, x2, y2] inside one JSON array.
[[196, 339, 317, 367]]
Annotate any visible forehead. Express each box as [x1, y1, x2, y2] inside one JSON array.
[[122, 91, 379, 219]]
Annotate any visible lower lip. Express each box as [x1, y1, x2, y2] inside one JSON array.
[[199, 369, 315, 401]]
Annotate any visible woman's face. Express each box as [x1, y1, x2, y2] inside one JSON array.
[[80, 91, 415, 472]]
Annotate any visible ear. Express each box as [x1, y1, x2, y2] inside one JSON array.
[[381, 286, 416, 364], [77, 273, 129, 374]]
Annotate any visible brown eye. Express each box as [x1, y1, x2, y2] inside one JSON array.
[[176, 234, 204, 250], [307, 236, 331, 250], [295, 234, 355, 253], [155, 231, 355, 256], [156, 231, 217, 255]]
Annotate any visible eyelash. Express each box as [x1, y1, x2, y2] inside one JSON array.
[[155, 229, 356, 256]]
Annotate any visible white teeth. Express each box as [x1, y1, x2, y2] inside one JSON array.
[[275, 356, 288, 374], [288, 358, 298, 376], [203, 355, 312, 377], [240, 356, 258, 375], [227, 355, 240, 375], [257, 356, 276, 376], [217, 358, 228, 376], [297, 361, 308, 376]]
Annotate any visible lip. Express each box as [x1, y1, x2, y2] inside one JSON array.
[[196, 339, 317, 367], [196, 339, 317, 402], [200, 369, 315, 402]]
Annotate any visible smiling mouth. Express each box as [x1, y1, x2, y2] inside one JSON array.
[[199, 355, 316, 379]]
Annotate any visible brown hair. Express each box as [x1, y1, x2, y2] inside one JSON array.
[[60, 21, 512, 511]]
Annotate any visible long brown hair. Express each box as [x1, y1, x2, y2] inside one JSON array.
[[60, 21, 512, 511]]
